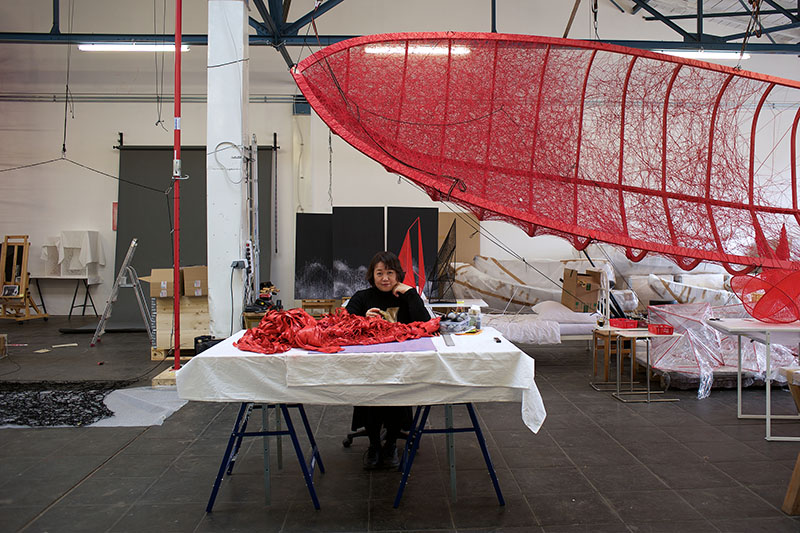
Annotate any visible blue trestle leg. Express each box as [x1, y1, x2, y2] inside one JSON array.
[[206, 402, 324, 512], [226, 403, 254, 475], [393, 403, 504, 508]]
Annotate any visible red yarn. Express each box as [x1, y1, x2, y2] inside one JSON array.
[[731, 269, 800, 323], [234, 308, 441, 354]]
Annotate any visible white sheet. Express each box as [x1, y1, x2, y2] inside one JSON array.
[[177, 327, 547, 433], [559, 322, 596, 336], [482, 314, 561, 344], [90, 386, 187, 427]]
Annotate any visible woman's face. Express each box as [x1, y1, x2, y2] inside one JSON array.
[[373, 262, 398, 292]]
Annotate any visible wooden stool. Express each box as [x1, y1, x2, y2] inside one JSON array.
[[593, 329, 636, 382]]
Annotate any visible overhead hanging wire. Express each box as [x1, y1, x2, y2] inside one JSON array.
[[328, 128, 333, 207], [153, 0, 168, 131], [738, 0, 764, 69], [61, 0, 76, 156]]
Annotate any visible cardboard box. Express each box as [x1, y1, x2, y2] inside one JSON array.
[[182, 265, 208, 297], [561, 268, 602, 313], [145, 268, 184, 299]]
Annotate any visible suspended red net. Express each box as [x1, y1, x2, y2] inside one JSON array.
[[292, 32, 800, 276]]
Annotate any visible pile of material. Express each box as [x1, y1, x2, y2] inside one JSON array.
[[235, 308, 440, 354], [0, 380, 132, 427]]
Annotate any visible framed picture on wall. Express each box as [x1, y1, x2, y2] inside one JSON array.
[[2, 284, 20, 297]]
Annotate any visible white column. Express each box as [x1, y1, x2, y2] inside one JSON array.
[[207, 0, 249, 337]]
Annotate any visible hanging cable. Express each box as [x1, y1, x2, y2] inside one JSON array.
[[738, 0, 763, 69], [61, 0, 75, 156], [328, 128, 334, 207], [153, 0, 168, 131], [591, 0, 600, 40]]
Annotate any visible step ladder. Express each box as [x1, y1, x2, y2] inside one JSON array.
[[91, 238, 155, 346]]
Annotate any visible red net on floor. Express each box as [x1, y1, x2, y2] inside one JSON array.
[[292, 32, 800, 275], [234, 308, 441, 354]]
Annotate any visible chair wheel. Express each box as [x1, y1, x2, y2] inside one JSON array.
[[342, 437, 353, 448]]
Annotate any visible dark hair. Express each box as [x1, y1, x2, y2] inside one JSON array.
[[365, 251, 405, 287]]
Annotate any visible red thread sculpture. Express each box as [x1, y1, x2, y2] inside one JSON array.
[[234, 308, 440, 354], [292, 32, 800, 322]]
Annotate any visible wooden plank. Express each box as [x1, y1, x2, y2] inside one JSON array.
[[782, 452, 800, 515], [151, 347, 196, 361], [151, 367, 178, 386], [780, 368, 800, 413]]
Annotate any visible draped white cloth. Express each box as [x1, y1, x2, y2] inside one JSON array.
[[177, 327, 547, 433]]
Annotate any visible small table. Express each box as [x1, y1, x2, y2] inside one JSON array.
[[704, 318, 800, 441], [30, 275, 98, 318], [591, 326, 637, 387], [611, 329, 680, 403]]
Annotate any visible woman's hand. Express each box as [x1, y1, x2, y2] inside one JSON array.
[[391, 282, 412, 297], [366, 307, 383, 319]]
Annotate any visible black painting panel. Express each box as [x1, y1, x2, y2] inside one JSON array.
[[332, 207, 384, 298], [116, 146, 273, 325], [294, 213, 333, 299], [115, 147, 207, 325], [387, 207, 438, 291]]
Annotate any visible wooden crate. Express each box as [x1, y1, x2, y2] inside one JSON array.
[[155, 296, 209, 350], [242, 311, 266, 329]]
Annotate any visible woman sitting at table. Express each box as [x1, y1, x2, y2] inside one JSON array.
[[345, 250, 431, 469]]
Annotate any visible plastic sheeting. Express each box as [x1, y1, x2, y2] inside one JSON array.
[[453, 262, 560, 313], [648, 303, 798, 398], [648, 274, 738, 307]]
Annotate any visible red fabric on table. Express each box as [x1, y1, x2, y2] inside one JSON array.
[[234, 308, 441, 354]]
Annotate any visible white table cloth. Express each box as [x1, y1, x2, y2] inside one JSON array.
[[177, 327, 546, 433]]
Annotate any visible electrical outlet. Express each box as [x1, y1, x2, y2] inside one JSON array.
[[231, 260, 245, 269]]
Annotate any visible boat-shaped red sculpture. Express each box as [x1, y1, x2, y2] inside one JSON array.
[[292, 32, 800, 319]]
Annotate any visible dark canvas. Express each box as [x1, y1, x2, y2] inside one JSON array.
[[332, 207, 384, 298], [294, 213, 333, 299]]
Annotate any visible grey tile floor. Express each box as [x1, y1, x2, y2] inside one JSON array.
[[1, 317, 799, 532]]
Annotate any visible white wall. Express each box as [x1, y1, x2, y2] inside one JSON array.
[[0, 0, 797, 314]]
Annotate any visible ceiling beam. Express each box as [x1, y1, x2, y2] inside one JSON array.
[[601, 39, 800, 52], [644, 8, 799, 21], [0, 32, 356, 47], [629, 0, 698, 41]]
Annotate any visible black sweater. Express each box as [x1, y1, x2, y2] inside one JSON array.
[[345, 286, 430, 324]]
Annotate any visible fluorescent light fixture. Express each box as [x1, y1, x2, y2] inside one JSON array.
[[656, 50, 749, 60], [78, 43, 190, 52], [364, 44, 470, 56]]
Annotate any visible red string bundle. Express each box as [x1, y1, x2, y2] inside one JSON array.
[[234, 308, 441, 354]]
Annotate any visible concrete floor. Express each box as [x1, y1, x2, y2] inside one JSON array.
[[1, 316, 799, 532]]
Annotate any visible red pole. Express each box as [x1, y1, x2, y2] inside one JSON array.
[[173, 0, 182, 371]]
